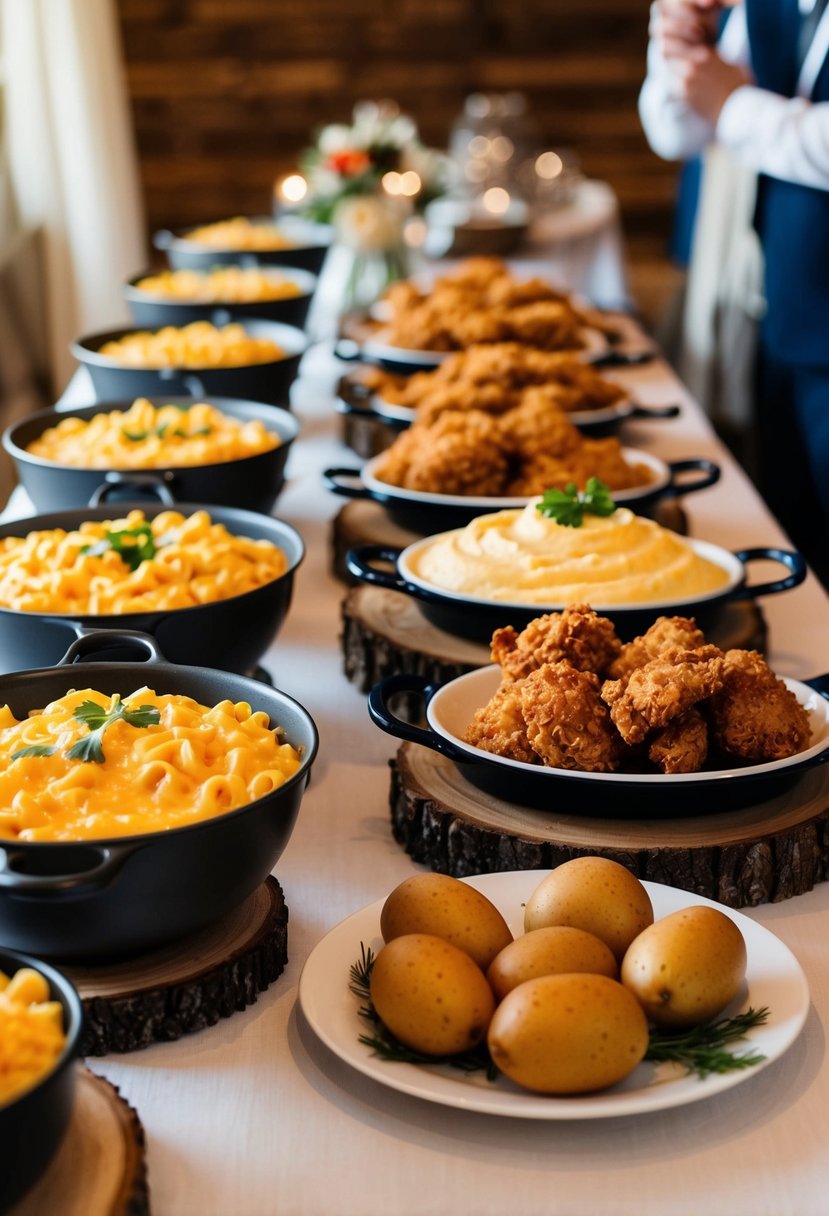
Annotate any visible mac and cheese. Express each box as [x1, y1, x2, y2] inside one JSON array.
[[134, 267, 303, 303], [97, 321, 286, 369], [26, 399, 281, 470], [0, 687, 303, 842], [0, 509, 289, 615], [183, 217, 297, 251], [0, 968, 65, 1107]]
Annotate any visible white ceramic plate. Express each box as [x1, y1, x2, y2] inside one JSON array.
[[361, 325, 610, 370], [364, 391, 639, 432], [298, 872, 810, 1119]]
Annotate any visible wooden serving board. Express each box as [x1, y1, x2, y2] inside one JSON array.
[[341, 584, 768, 712], [11, 1068, 148, 1216], [66, 877, 288, 1057], [389, 742, 829, 908]]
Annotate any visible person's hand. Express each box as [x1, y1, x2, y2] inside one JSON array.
[[653, 0, 721, 55], [672, 46, 751, 123]]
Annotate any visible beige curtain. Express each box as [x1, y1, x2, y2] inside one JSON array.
[[1, 0, 146, 393]]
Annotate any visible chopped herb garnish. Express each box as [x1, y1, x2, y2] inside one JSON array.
[[122, 423, 212, 442], [536, 477, 617, 528], [66, 694, 160, 764], [80, 523, 157, 571], [11, 744, 58, 760]]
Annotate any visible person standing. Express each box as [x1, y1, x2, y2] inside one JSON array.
[[640, 0, 829, 586]]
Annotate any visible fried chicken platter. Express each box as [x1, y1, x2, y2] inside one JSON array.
[[368, 604, 829, 814]]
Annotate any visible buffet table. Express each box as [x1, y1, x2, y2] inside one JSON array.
[[11, 340, 829, 1216]]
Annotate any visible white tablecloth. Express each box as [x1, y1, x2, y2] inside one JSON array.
[[11, 341, 829, 1216]]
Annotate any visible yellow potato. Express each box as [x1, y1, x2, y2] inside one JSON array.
[[487, 973, 649, 1094], [621, 905, 747, 1028], [380, 873, 513, 970], [486, 926, 618, 1001], [524, 858, 654, 961], [370, 934, 495, 1056]]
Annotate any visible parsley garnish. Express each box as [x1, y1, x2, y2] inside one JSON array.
[[122, 424, 212, 441], [536, 477, 617, 528], [80, 523, 157, 571], [66, 695, 160, 764], [11, 744, 58, 760]]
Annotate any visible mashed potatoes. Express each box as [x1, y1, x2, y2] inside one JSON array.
[[407, 504, 731, 605]]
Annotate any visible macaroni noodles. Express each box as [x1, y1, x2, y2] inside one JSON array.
[[183, 217, 297, 250], [0, 509, 289, 615], [0, 968, 65, 1107], [97, 321, 286, 369], [134, 267, 304, 303], [0, 687, 303, 842], [26, 399, 281, 470]]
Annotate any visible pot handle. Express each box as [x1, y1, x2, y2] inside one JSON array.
[[57, 627, 168, 666], [345, 544, 407, 591], [88, 470, 177, 507], [334, 398, 410, 430], [323, 467, 373, 500], [591, 350, 655, 369], [728, 548, 807, 600], [0, 842, 139, 899], [367, 673, 477, 763], [152, 228, 173, 251], [628, 402, 682, 421], [804, 673, 829, 701], [662, 458, 721, 498], [333, 338, 364, 363], [157, 368, 208, 398]]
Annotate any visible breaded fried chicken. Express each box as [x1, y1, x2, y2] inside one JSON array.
[[648, 707, 709, 774], [602, 645, 725, 746], [519, 661, 624, 772], [607, 616, 707, 680], [491, 604, 622, 682], [707, 648, 812, 761], [462, 678, 538, 764]]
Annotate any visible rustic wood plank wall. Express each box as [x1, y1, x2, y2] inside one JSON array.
[[117, 0, 680, 260]]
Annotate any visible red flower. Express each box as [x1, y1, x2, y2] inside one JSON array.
[[326, 149, 372, 176]]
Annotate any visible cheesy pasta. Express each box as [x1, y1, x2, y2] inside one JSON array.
[[0, 687, 303, 842], [182, 217, 297, 251], [0, 968, 65, 1107], [97, 321, 286, 369], [26, 399, 281, 470], [0, 509, 289, 615], [134, 267, 303, 303]]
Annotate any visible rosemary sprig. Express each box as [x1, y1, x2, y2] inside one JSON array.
[[66, 695, 160, 764], [536, 477, 617, 528], [645, 1007, 769, 1077]]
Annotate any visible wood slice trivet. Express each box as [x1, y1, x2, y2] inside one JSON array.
[[389, 743, 829, 908], [341, 584, 767, 712], [331, 499, 689, 586], [12, 1068, 149, 1216], [65, 877, 288, 1057]]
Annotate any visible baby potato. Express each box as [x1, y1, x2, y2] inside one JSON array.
[[621, 905, 747, 1028], [370, 934, 495, 1056], [487, 973, 649, 1094], [524, 857, 654, 961], [486, 926, 618, 1001], [380, 873, 513, 971]]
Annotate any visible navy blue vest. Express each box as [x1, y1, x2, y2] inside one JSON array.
[[746, 0, 829, 364]]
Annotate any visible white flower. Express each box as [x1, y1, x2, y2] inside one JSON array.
[[334, 196, 404, 251], [317, 124, 358, 155]]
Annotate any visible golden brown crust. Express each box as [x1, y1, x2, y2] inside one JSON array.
[[602, 646, 725, 746], [648, 707, 709, 774], [519, 662, 624, 773], [462, 678, 538, 764], [707, 649, 812, 761], [490, 605, 622, 682], [607, 616, 707, 680]]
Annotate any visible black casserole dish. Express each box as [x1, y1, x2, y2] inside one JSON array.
[[71, 318, 308, 408], [3, 396, 300, 516], [153, 216, 333, 275], [0, 630, 318, 960], [124, 265, 318, 330], [0, 501, 304, 674], [0, 948, 83, 1210]]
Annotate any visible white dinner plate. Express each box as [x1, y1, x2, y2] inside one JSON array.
[[298, 872, 810, 1120], [361, 325, 610, 370]]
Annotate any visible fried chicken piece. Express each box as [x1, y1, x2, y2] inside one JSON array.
[[648, 707, 709, 774], [372, 409, 512, 496], [607, 617, 707, 680], [602, 645, 725, 746], [463, 678, 538, 764], [519, 661, 624, 772], [491, 604, 622, 681], [498, 388, 584, 460], [707, 648, 812, 761], [416, 381, 515, 424]]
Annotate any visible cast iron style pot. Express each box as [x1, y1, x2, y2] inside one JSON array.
[[0, 948, 83, 1211], [346, 539, 807, 642], [71, 318, 308, 408], [3, 396, 300, 516], [0, 631, 319, 960], [153, 216, 333, 275], [368, 667, 829, 816], [0, 501, 304, 674], [324, 451, 720, 534], [124, 266, 318, 330]]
